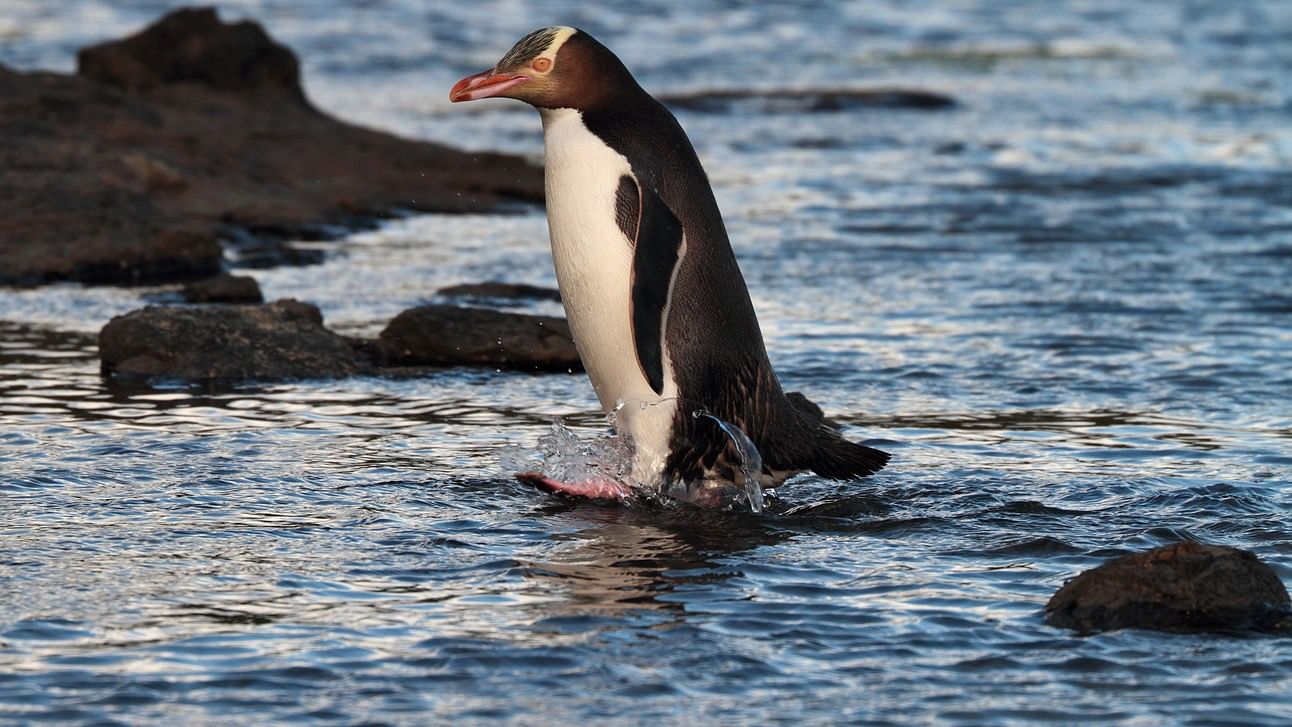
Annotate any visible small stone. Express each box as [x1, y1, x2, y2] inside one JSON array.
[[437, 281, 562, 303], [182, 273, 264, 304], [1045, 542, 1291, 634]]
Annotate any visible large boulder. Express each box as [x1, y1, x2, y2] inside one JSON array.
[[99, 299, 369, 381], [0, 8, 542, 287], [378, 305, 582, 371], [1045, 542, 1291, 634]]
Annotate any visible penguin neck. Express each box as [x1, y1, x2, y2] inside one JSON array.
[[538, 106, 578, 129]]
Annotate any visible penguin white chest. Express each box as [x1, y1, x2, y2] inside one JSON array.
[[539, 107, 679, 481]]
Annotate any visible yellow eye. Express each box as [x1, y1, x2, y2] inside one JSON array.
[[531, 57, 552, 73]]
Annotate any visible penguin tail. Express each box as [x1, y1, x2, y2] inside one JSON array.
[[781, 392, 890, 480], [807, 432, 890, 480]]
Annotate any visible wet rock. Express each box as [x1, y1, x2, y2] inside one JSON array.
[[0, 7, 542, 287], [97, 298, 585, 385], [1045, 542, 1291, 634], [182, 273, 264, 304], [660, 87, 956, 113], [378, 305, 581, 372], [99, 300, 368, 382], [437, 281, 562, 303]]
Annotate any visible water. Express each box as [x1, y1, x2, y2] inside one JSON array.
[[2, 1, 1291, 724], [504, 410, 766, 511], [689, 411, 766, 513]]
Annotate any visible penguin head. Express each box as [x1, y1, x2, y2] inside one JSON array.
[[450, 27, 638, 109]]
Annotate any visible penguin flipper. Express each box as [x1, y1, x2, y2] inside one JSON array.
[[615, 174, 684, 396]]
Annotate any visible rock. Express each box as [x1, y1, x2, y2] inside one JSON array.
[[78, 7, 306, 101], [182, 273, 264, 304], [1045, 542, 1291, 634], [97, 299, 585, 385], [378, 305, 581, 371], [99, 300, 368, 382], [0, 8, 542, 287], [660, 87, 956, 114], [437, 281, 562, 302]]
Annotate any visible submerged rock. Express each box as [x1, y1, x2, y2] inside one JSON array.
[[378, 305, 581, 371], [437, 281, 562, 303], [99, 300, 368, 382], [660, 87, 957, 114], [1045, 542, 1291, 634], [0, 7, 541, 287], [182, 273, 264, 304]]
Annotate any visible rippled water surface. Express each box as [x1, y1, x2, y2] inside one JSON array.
[[2, 1, 1291, 724]]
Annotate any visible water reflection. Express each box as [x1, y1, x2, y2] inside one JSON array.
[[520, 506, 793, 620]]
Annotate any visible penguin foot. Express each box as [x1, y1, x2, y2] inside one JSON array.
[[667, 480, 727, 509], [515, 471, 633, 502]]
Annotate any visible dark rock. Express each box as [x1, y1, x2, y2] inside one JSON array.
[[378, 305, 581, 371], [99, 299, 368, 381], [660, 87, 957, 114], [1, 8, 542, 287], [437, 281, 562, 302], [1045, 542, 1291, 634], [182, 273, 264, 304], [78, 7, 306, 102], [96, 299, 585, 385]]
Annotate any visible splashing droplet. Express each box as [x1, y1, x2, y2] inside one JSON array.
[[693, 410, 765, 513]]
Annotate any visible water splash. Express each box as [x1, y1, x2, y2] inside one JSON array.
[[501, 407, 768, 512], [500, 417, 634, 487], [692, 411, 765, 513]]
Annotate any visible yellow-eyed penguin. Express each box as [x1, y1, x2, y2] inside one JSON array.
[[450, 27, 889, 504]]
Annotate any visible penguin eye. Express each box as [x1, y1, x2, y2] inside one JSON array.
[[531, 57, 552, 73]]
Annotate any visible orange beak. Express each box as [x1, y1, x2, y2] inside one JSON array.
[[450, 69, 530, 102]]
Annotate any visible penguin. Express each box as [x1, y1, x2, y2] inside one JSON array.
[[450, 27, 889, 503]]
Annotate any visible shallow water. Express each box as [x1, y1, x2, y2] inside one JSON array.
[[2, 1, 1291, 724]]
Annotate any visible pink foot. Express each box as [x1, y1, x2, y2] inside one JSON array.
[[515, 471, 633, 501]]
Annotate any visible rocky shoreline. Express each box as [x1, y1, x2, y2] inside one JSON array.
[[5, 7, 570, 379], [0, 8, 541, 288]]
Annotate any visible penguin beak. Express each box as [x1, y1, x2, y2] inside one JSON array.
[[450, 68, 530, 102]]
